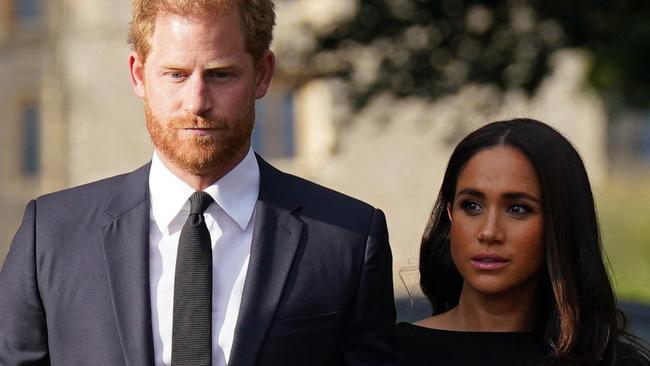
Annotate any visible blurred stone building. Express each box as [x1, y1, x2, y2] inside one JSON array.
[[0, 0, 612, 298], [0, 0, 151, 259], [0, 0, 46, 259]]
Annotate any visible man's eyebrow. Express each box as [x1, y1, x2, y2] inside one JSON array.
[[159, 62, 238, 70], [161, 64, 188, 70], [204, 61, 237, 69]]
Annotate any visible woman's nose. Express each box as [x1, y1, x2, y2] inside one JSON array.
[[477, 210, 505, 244]]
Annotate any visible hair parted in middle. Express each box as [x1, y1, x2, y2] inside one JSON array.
[[419, 118, 648, 365], [127, 0, 276, 62]]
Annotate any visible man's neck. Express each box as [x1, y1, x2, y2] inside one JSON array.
[[156, 148, 250, 191]]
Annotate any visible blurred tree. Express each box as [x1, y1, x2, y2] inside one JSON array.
[[291, 0, 650, 110]]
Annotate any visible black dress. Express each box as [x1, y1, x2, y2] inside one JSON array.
[[395, 322, 547, 366]]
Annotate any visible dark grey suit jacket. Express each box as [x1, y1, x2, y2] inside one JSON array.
[[0, 156, 397, 366]]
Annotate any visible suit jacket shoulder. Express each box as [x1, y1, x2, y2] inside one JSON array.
[[35, 163, 150, 218], [0, 163, 153, 365], [257, 156, 378, 233], [245, 156, 397, 366]]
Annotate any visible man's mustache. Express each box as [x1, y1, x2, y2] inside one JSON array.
[[170, 115, 228, 129]]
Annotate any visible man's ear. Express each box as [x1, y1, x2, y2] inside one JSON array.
[[129, 51, 146, 98], [254, 50, 275, 99], [447, 203, 453, 223]]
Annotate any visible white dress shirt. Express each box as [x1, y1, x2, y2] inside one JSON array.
[[148, 148, 259, 366]]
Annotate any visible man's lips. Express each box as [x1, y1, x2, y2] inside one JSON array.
[[179, 127, 219, 135], [470, 253, 510, 270]]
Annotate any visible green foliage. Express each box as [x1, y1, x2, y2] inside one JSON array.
[[599, 175, 650, 302], [306, 0, 650, 109]]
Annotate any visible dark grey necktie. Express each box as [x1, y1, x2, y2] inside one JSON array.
[[172, 191, 214, 366]]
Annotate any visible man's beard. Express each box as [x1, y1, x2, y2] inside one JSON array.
[[145, 98, 254, 176]]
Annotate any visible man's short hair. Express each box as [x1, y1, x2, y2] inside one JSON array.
[[128, 0, 275, 62]]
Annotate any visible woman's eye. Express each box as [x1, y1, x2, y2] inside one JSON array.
[[507, 204, 531, 216], [460, 200, 482, 214]]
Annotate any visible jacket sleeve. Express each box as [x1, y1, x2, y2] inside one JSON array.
[[343, 208, 399, 366], [0, 200, 51, 365]]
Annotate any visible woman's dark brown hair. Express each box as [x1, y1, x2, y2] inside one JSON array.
[[420, 118, 649, 365]]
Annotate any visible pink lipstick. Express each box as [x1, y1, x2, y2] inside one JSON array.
[[471, 253, 510, 270]]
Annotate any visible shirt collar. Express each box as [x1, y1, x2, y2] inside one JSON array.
[[149, 147, 260, 233]]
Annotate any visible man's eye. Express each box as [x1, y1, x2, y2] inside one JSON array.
[[169, 72, 186, 79], [460, 200, 482, 214], [206, 70, 230, 79]]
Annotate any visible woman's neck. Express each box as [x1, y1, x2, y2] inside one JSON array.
[[452, 286, 538, 332], [418, 284, 539, 332]]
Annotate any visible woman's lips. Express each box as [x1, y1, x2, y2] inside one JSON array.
[[470, 253, 510, 270]]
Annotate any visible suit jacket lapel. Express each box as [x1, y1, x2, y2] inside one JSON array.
[[101, 164, 155, 366], [228, 156, 303, 366]]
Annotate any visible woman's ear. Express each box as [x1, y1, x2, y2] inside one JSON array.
[[447, 203, 453, 222]]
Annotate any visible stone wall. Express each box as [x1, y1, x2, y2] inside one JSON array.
[[0, 0, 44, 259], [43, 0, 151, 189], [0, 0, 152, 260]]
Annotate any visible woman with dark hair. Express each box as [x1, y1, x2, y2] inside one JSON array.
[[396, 118, 649, 365]]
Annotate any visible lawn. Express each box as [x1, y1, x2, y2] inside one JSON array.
[[598, 173, 650, 303]]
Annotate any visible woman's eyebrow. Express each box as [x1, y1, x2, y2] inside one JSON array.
[[456, 188, 540, 203], [456, 188, 485, 198], [502, 192, 540, 202]]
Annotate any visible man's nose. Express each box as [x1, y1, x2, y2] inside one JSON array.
[[477, 209, 505, 244], [182, 75, 212, 116]]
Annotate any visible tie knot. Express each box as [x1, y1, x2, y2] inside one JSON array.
[[188, 191, 214, 214]]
